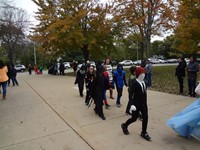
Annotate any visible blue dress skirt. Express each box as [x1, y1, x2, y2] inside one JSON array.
[[167, 98, 200, 140]]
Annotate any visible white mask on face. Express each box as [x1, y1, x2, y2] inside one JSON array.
[[137, 73, 145, 82]]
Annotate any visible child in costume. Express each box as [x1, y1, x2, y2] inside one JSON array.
[[85, 66, 95, 106], [126, 65, 136, 114], [113, 64, 127, 107], [121, 67, 151, 141], [92, 64, 106, 120], [103, 65, 111, 109], [74, 65, 86, 97]]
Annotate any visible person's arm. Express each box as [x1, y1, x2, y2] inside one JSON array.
[[123, 72, 127, 87]]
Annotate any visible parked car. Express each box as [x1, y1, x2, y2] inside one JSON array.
[[111, 60, 117, 66], [133, 60, 141, 66], [14, 64, 26, 72], [119, 60, 133, 66]]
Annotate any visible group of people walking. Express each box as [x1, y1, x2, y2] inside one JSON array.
[[74, 58, 152, 141]]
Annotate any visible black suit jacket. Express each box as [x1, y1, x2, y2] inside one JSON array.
[[129, 80, 147, 108]]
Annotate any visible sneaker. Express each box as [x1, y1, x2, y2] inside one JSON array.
[[117, 104, 121, 107], [121, 123, 129, 135], [140, 132, 151, 141], [105, 104, 111, 109]]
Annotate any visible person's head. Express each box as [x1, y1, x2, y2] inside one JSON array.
[[80, 64, 86, 71], [0, 60, 5, 69], [89, 66, 94, 73], [135, 67, 145, 81], [96, 64, 104, 77], [190, 56, 196, 63], [146, 59, 151, 64], [179, 57, 185, 62], [117, 64, 123, 72], [104, 58, 111, 65], [129, 65, 136, 75]]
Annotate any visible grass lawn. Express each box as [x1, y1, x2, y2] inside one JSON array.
[[125, 65, 199, 96], [66, 65, 200, 96]]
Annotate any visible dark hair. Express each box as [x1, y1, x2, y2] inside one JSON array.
[[180, 57, 185, 61], [104, 58, 111, 65], [117, 64, 123, 70], [129, 65, 136, 73], [0, 60, 5, 69], [190, 56, 196, 61]]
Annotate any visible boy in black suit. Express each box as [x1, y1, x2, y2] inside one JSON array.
[[121, 67, 151, 141]]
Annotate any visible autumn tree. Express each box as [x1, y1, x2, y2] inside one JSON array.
[[174, 0, 200, 54], [112, 0, 177, 59], [31, 0, 115, 62], [0, 1, 29, 64]]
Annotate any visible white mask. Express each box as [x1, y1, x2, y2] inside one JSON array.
[[137, 73, 145, 82]]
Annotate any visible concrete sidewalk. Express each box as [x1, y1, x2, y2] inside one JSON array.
[[0, 72, 199, 150]]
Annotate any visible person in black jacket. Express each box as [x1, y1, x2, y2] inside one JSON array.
[[121, 67, 151, 141], [92, 63, 106, 120], [85, 66, 95, 106], [10, 64, 19, 86], [74, 65, 86, 97], [175, 57, 187, 94]]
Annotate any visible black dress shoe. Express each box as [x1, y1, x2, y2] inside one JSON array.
[[121, 123, 129, 135], [140, 132, 151, 141], [99, 115, 106, 120]]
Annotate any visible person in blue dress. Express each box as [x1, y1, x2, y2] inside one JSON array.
[[167, 83, 200, 141]]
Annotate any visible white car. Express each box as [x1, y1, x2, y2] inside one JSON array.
[[63, 62, 70, 69], [14, 64, 26, 72], [133, 60, 141, 66], [119, 60, 133, 66]]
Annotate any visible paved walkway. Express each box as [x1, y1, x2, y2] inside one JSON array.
[[0, 71, 199, 150]]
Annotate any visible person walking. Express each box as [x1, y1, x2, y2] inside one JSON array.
[[92, 63, 106, 120], [175, 57, 187, 94], [10, 64, 19, 86], [28, 64, 32, 75], [104, 58, 115, 99], [125, 65, 136, 114], [144, 59, 153, 87], [186, 56, 199, 97], [0, 60, 9, 100], [113, 64, 127, 107], [59, 62, 65, 75], [85, 66, 95, 106], [74, 65, 86, 97], [103, 65, 111, 109], [121, 67, 151, 141]]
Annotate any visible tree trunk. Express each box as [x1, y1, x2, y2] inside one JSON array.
[[140, 41, 144, 61], [81, 44, 89, 64]]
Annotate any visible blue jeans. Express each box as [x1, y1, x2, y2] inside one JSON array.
[[0, 81, 7, 95], [146, 73, 152, 87], [188, 78, 196, 96]]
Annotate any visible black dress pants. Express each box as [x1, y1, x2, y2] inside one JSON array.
[[124, 105, 148, 134]]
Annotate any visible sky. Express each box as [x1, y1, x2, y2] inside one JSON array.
[[13, 0, 164, 41]]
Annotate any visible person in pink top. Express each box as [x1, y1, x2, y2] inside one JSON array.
[[0, 60, 9, 100]]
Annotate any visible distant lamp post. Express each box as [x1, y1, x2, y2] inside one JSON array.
[[34, 42, 37, 65]]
